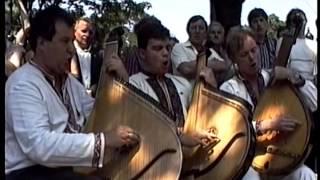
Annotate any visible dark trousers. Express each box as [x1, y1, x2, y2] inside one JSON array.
[[6, 165, 104, 180]]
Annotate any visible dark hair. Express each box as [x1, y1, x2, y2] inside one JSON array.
[[133, 16, 162, 35], [169, 36, 179, 43], [286, 8, 307, 28], [247, 8, 268, 26], [226, 26, 255, 61], [29, 5, 74, 52], [135, 17, 170, 49], [186, 15, 208, 34]]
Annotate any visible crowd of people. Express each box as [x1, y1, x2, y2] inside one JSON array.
[[5, 4, 318, 180]]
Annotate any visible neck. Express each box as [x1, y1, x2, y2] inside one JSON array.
[[240, 72, 258, 84], [212, 44, 223, 54], [141, 68, 165, 79], [32, 54, 65, 81], [256, 34, 265, 44], [75, 40, 90, 50]]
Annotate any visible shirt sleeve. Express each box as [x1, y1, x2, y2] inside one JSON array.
[[7, 80, 104, 168], [298, 80, 317, 112], [171, 43, 192, 70], [219, 81, 237, 96]]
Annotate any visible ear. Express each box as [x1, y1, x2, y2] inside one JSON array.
[[139, 48, 146, 61], [36, 37, 47, 51]]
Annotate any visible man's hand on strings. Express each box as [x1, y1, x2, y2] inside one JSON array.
[[104, 125, 141, 149], [257, 115, 300, 134]]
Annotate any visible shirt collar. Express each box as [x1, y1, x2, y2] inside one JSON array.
[[182, 40, 199, 54], [29, 59, 67, 90]]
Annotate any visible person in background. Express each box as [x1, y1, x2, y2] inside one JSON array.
[[171, 15, 227, 85], [207, 21, 234, 85], [248, 8, 277, 70], [276, 8, 317, 85], [71, 18, 103, 97]]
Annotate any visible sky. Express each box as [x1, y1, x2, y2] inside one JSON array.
[[135, 0, 317, 42]]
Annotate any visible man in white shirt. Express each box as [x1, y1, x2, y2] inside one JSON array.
[[105, 16, 219, 179], [171, 15, 228, 85], [70, 18, 102, 97], [276, 8, 317, 85], [219, 26, 316, 180], [5, 5, 140, 180]]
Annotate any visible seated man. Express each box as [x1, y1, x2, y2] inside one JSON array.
[[5, 5, 140, 180], [220, 26, 317, 180], [106, 17, 219, 178]]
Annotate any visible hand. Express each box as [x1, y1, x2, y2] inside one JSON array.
[[287, 71, 305, 86], [273, 66, 291, 81], [199, 67, 217, 87], [259, 115, 300, 133], [180, 130, 220, 148], [103, 126, 140, 149], [207, 59, 227, 73], [89, 84, 97, 97], [105, 54, 129, 81]]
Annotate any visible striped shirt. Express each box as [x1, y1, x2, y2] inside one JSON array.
[[257, 37, 277, 70]]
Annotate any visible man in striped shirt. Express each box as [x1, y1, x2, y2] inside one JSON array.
[[248, 8, 277, 70]]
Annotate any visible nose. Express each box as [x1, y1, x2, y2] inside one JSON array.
[[195, 26, 201, 33], [163, 48, 169, 57], [248, 52, 255, 62]]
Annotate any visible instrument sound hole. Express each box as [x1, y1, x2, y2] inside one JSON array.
[[264, 161, 270, 170]]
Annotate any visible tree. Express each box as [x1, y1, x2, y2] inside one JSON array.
[[267, 13, 286, 39], [5, 0, 151, 49]]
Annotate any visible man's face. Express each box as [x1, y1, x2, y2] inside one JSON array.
[[41, 21, 75, 76], [288, 12, 307, 34], [74, 20, 94, 49], [140, 38, 171, 76], [188, 19, 207, 46], [235, 35, 259, 76], [208, 23, 225, 45], [250, 16, 268, 36]]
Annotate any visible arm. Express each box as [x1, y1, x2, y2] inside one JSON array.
[[70, 55, 80, 79], [171, 43, 197, 79], [5, 46, 25, 76], [207, 59, 228, 73], [176, 61, 197, 79], [7, 80, 104, 168]]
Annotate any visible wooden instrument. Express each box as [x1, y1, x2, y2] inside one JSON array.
[[183, 52, 256, 180], [252, 15, 313, 175], [78, 41, 183, 179]]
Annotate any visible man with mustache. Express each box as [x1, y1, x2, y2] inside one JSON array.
[[171, 15, 228, 85], [5, 6, 140, 180]]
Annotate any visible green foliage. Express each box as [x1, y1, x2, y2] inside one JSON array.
[[267, 13, 286, 39], [5, 0, 151, 50]]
